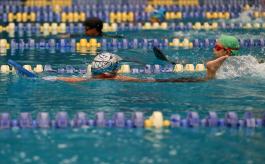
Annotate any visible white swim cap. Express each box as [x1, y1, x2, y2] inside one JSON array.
[[91, 53, 122, 75]]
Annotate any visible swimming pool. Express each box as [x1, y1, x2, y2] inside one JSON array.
[[1, 1, 265, 164]]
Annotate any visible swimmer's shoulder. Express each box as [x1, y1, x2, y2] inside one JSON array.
[[55, 77, 90, 83], [114, 75, 140, 82]]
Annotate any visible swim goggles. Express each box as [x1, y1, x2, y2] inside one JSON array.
[[214, 44, 239, 53]]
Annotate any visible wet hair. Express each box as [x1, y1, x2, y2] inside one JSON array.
[[83, 17, 103, 34]]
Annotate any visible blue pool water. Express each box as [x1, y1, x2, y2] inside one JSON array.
[[1, 29, 265, 163]]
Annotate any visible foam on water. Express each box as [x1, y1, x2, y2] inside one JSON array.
[[216, 55, 265, 79]]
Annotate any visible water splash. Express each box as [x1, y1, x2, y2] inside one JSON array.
[[216, 55, 265, 79]]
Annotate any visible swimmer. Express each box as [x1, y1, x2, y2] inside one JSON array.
[[47, 52, 205, 83], [206, 35, 240, 79], [83, 17, 103, 37], [60, 17, 123, 38], [153, 35, 240, 80], [48, 53, 141, 82]]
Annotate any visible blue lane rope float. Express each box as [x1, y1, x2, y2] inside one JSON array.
[[0, 38, 263, 54], [1, 38, 264, 52], [0, 3, 258, 23], [0, 3, 259, 16], [0, 1, 22, 6], [2, 8, 264, 23], [0, 111, 263, 129], [0, 63, 206, 74], [0, 4, 248, 13], [0, 0, 260, 7], [0, 11, 243, 23], [59, 4, 245, 12], [21, 0, 259, 6], [1, 22, 265, 36], [4, 5, 265, 23]]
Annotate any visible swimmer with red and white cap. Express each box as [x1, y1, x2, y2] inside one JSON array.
[[51, 53, 142, 83], [49, 52, 203, 83]]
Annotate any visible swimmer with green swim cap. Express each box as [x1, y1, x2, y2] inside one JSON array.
[[152, 35, 241, 80], [215, 35, 240, 56], [206, 35, 240, 79]]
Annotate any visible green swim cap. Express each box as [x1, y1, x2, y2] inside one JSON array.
[[218, 35, 240, 56]]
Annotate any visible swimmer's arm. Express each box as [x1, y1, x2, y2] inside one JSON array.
[[115, 75, 205, 82], [152, 78, 206, 82], [114, 75, 144, 82], [206, 55, 229, 79], [43, 76, 89, 83], [56, 77, 89, 83]]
